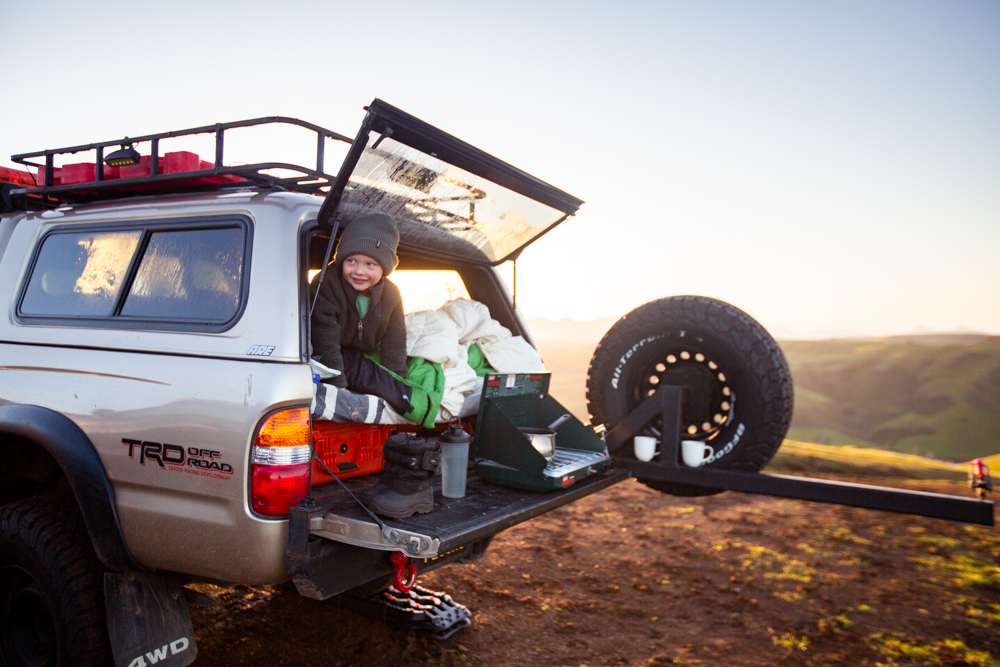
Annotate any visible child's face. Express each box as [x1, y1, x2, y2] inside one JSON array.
[[342, 254, 384, 292]]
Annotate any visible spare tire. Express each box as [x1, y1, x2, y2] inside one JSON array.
[[586, 296, 793, 496]]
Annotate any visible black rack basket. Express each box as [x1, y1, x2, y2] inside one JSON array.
[[7, 117, 353, 209]]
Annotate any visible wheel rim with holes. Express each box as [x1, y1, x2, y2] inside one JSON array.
[[631, 345, 736, 449], [0, 566, 58, 667]]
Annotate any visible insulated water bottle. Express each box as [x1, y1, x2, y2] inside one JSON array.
[[440, 421, 471, 498]]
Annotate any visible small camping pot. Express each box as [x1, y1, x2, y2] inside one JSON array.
[[519, 414, 573, 459]]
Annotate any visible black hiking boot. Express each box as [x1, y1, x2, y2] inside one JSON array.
[[367, 434, 440, 518]]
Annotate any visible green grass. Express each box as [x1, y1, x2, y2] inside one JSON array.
[[785, 426, 880, 448], [767, 440, 968, 482], [781, 335, 1000, 460]]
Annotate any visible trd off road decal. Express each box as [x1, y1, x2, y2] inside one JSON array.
[[122, 439, 234, 480]]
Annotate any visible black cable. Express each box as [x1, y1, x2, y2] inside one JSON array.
[[310, 449, 400, 544]]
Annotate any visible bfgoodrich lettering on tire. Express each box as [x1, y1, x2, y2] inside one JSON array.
[[586, 296, 793, 496], [0, 496, 111, 667]]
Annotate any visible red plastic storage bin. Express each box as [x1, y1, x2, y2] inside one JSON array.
[[35, 166, 61, 186], [120, 156, 154, 179], [311, 422, 395, 483], [0, 167, 37, 187], [162, 151, 200, 174], [59, 163, 121, 184]]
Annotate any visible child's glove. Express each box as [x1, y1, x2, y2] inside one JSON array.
[[309, 358, 342, 381]]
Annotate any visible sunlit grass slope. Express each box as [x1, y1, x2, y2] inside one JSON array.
[[767, 439, 968, 482], [781, 335, 1000, 460]]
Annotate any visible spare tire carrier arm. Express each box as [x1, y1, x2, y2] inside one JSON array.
[[605, 385, 683, 464]]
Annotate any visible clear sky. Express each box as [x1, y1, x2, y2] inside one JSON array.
[[4, 0, 998, 337]]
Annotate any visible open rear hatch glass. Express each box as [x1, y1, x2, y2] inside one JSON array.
[[319, 99, 584, 264]]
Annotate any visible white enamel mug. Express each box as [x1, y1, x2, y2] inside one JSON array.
[[680, 440, 714, 467], [633, 436, 657, 462]]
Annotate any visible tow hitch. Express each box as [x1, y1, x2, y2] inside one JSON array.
[[390, 551, 417, 593]]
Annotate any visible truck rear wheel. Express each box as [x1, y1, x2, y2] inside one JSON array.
[[0, 496, 111, 667], [586, 296, 793, 496]]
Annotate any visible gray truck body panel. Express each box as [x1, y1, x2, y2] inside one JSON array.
[[0, 191, 321, 583]]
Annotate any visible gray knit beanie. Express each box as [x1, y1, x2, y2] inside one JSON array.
[[335, 212, 400, 276]]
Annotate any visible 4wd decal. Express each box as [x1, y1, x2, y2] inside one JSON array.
[[127, 637, 190, 667], [122, 439, 234, 480]]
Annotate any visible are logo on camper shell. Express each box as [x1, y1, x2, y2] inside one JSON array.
[[122, 439, 234, 480]]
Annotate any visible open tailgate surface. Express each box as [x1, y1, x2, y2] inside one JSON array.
[[308, 467, 630, 555]]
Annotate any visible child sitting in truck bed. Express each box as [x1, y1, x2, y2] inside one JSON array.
[[310, 212, 413, 414]]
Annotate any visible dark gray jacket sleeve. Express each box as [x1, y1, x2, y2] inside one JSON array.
[[310, 280, 348, 388], [381, 299, 409, 379]]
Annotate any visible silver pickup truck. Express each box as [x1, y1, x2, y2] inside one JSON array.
[[1, 101, 988, 667]]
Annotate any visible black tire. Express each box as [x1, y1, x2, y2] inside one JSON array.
[[0, 497, 111, 667], [587, 296, 793, 496]]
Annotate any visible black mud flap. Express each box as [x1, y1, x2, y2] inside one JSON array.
[[105, 572, 197, 667]]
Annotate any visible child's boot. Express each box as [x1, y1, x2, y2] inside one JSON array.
[[367, 434, 440, 518]]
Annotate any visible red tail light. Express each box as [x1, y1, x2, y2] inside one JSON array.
[[250, 407, 312, 517], [250, 463, 312, 516]]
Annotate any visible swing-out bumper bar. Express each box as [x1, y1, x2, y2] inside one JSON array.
[[608, 385, 994, 527], [615, 458, 994, 526]]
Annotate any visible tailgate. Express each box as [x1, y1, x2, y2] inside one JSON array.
[[286, 466, 629, 599]]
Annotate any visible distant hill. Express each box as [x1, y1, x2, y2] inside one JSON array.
[[537, 330, 1000, 462], [535, 340, 597, 421], [527, 317, 617, 343], [782, 335, 1000, 460]]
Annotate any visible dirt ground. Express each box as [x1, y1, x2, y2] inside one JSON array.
[[188, 478, 999, 666]]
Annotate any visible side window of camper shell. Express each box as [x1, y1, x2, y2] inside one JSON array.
[[18, 217, 251, 331]]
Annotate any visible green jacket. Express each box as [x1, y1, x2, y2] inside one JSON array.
[[310, 266, 408, 388]]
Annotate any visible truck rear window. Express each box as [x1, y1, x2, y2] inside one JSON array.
[[120, 228, 243, 321], [18, 219, 249, 330], [20, 230, 142, 317]]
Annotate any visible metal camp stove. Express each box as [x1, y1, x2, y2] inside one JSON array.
[[472, 373, 611, 492]]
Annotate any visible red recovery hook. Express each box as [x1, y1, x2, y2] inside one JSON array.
[[390, 551, 417, 592]]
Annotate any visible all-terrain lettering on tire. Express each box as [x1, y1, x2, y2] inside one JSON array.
[[586, 296, 793, 496], [611, 336, 659, 389]]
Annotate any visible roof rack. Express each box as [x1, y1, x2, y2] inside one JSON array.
[[6, 117, 353, 209]]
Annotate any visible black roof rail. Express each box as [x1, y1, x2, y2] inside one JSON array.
[[7, 117, 353, 209]]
